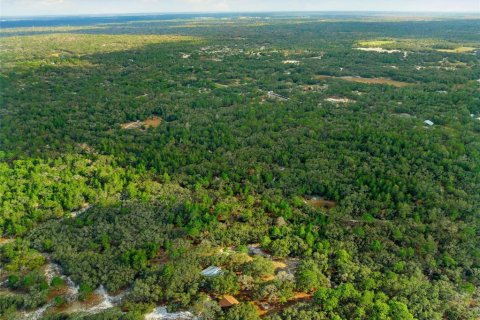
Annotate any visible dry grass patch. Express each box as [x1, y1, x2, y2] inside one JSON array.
[[121, 117, 162, 130], [356, 38, 478, 53], [342, 76, 411, 87], [273, 261, 288, 270], [357, 40, 396, 47], [435, 47, 476, 53], [293, 292, 313, 300], [0, 238, 14, 246], [314, 75, 411, 88], [261, 274, 276, 282], [304, 196, 337, 209]]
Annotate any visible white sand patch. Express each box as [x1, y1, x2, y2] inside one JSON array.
[[145, 307, 196, 320], [355, 47, 400, 53], [325, 97, 354, 104]]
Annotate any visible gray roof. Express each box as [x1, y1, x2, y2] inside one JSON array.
[[201, 266, 223, 277], [424, 120, 434, 126]]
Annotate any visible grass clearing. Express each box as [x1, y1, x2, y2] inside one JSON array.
[[357, 40, 396, 47], [121, 117, 162, 130], [435, 46, 476, 53], [342, 76, 411, 87], [315, 75, 412, 87], [356, 38, 479, 53], [304, 196, 337, 209]]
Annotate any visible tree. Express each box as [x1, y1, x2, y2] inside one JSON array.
[[192, 294, 222, 320], [242, 256, 275, 279], [224, 302, 260, 320], [268, 238, 291, 257], [295, 259, 330, 292], [389, 300, 414, 320], [207, 271, 240, 295]]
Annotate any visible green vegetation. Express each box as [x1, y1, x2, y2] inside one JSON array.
[[0, 14, 479, 320]]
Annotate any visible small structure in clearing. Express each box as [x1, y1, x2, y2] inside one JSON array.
[[303, 84, 328, 92], [121, 117, 162, 130], [424, 120, 434, 126], [219, 295, 240, 308], [267, 91, 289, 101], [201, 266, 223, 277], [248, 244, 271, 258], [283, 60, 300, 65]]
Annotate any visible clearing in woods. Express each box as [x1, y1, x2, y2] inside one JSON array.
[[435, 46, 477, 53], [304, 196, 337, 210], [314, 75, 412, 87], [121, 117, 162, 130]]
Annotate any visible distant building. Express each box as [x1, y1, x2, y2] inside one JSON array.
[[424, 120, 434, 126], [201, 266, 223, 277], [219, 295, 240, 308], [267, 91, 289, 101]]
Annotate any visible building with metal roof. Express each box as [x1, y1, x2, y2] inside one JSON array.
[[201, 266, 223, 277]]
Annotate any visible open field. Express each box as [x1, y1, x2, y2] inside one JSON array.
[[315, 75, 412, 87], [435, 46, 477, 53], [357, 40, 396, 47], [121, 117, 162, 130], [304, 196, 337, 209], [356, 38, 479, 53]]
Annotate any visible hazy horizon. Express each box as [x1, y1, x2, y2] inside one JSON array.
[[1, 0, 479, 18]]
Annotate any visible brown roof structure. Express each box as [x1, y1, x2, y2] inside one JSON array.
[[219, 295, 240, 308]]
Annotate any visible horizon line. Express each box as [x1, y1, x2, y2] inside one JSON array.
[[2, 10, 480, 20]]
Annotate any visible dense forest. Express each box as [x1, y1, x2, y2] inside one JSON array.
[[0, 14, 479, 320]]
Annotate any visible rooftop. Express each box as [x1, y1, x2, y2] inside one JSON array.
[[201, 266, 223, 277], [219, 295, 240, 308]]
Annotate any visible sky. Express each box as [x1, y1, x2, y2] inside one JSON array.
[[1, 0, 479, 17]]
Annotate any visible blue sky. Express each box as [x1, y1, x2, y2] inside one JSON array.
[[1, 0, 479, 17]]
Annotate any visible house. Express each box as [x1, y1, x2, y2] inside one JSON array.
[[219, 295, 240, 308], [201, 266, 223, 277], [424, 120, 434, 126]]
